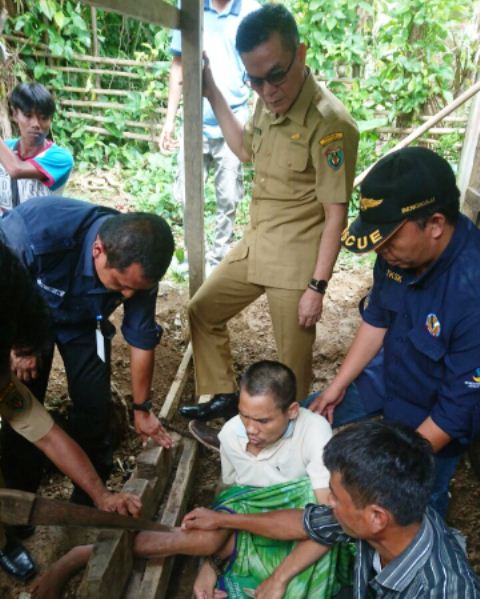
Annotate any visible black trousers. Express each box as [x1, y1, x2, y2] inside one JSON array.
[[0, 329, 113, 503]]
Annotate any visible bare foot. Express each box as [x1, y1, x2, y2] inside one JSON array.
[[193, 560, 227, 599], [29, 545, 93, 599]]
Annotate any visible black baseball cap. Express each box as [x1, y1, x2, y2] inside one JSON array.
[[342, 147, 459, 254]]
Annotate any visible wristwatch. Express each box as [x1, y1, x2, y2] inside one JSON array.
[[308, 278, 328, 294], [132, 399, 153, 413]]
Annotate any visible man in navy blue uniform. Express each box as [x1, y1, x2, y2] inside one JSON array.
[[309, 147, 480, 517], [0, 196, 175, 505]]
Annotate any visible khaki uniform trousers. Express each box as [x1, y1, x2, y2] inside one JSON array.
[[188, 253, 315, 402]]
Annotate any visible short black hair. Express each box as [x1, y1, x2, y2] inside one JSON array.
[[0, 242, 50, 374], [98, 213, 174, 282], [9, 82, 56, 118], [236, 4, 299, 55], [240, 360, 296, 411], [323, 421, 435, 526]]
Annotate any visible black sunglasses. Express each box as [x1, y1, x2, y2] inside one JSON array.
[[243, 51, 297, 88]]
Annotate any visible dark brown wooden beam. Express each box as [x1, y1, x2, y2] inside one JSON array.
[[79, 0, 180, 29]]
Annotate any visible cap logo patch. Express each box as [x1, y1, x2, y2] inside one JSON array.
[[319, 132, 343, 146], [401, 197, 435, 214], [425, 313, 441, 337], [473, 369, 480, 383], [341, 227, 383, 250], [360, 197, 383, 211], [325, 147, 344, 171]]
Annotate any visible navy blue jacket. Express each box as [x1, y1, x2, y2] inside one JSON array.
[[361, 214, 480, 452], [0, 197, 161, 349]]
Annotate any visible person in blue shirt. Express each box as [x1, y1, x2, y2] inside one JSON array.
[[309, 147, 480, 517], [160, 0, 259, 269], [0, 196, 175, 507], [0, 83, 73, 212]]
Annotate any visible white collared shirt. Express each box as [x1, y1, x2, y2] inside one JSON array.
[[219, 407, 332, 490]]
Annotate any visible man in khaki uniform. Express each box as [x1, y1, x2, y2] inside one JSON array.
[[0, 242, 142, 581], [180, 3, 358, 421]]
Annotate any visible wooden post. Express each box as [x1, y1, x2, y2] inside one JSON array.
[[90, 7, 101, 89], [181, 0, 204, 297], [458, 91, 480, 207]]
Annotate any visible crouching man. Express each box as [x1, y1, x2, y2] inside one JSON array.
[[0, 242, 141, 581], [183, 421, 480, 598]]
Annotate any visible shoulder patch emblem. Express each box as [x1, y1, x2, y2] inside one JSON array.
[[5, 389, 26, 412], [325, 147, 344, 171], [425, 313, 441, 337], [319, 132, 343, 146]]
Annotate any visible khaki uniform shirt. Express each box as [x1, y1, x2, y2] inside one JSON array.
[[219, 407, 332, 490], [0, 375, 54, 443], [233, 71, 358, 289]]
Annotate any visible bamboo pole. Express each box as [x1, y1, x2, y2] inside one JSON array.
[[54, 66, 143, 79], [64, 110, 164, 129], [354, 80, 480, 187]]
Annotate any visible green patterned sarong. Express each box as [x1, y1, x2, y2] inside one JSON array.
[[214, 478, 354, 598]]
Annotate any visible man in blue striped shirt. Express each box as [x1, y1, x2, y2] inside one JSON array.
[[183, 421, 480, 598]]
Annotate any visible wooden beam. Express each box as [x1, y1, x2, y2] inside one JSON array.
[[181, 0, 205, 297], [80, 0, 180, 29]]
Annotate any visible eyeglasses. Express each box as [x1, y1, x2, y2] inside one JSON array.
[[243, 52, 297, 88]]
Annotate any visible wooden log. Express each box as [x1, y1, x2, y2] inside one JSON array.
[[59, 99, 130, 110], [64, 110, 164, 130], [54, 66, 143, 79], [80, 124, 161, 143], [379, 126, 465, 135], [79, 0, 180, 29], [131, 438, 198, 599], [182, 0, 205, 297], [77, 530, 134, 599], [63, 86, 133, 97], [158, 342, 193, 420]]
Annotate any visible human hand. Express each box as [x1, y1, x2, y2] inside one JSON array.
[[254, 573, 287, 599], [298, 289, 324, 328], [181, 507, 223, 531], [202, 52, 217, 100], [95, 491, 143, 517], [134, 410, 173, 448], [10, 350, 39, 382], [193, 560, 227, 599], [309, 386, 346, 424], [159, 123, 179, 154]]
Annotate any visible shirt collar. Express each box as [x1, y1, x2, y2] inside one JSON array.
[[368, 512, 433, 593], [204, 0, 241, 16], [267, 69, 316, 127]]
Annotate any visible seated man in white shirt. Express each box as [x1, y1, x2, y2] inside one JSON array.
[[31, 361, 352, 599]]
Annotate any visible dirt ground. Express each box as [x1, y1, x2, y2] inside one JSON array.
[[1, 171, 479, 596]]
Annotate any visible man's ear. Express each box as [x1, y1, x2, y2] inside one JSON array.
[[428, 213, 448, 240], [287, 401, 300, 420], [92, 237, 105, 259], [297, 43, 307, 66], [367, 504, 391, 534]]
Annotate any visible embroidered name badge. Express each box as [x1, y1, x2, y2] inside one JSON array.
[[325, 147, 344, 171], [290, 133, 301, 140], [319, 132, 343, 146], [425, 313, 441, 337]]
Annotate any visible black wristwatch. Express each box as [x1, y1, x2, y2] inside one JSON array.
[[308, 278, 328, 294], [132, 399, 153, 413]]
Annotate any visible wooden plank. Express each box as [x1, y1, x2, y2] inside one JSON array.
[[159, 342, 193, 420], [55, 65, 143, 79], [64, 111, 164, 130], [458, 91, 480, 204], [78, 438, 179, 597], [181, 0, 205, 297], [77, 530, 134, 598], [79, 0, 180, 29], [134, 438, 198, 599], [64, 86, 132, 96]]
